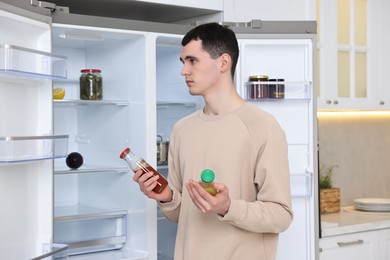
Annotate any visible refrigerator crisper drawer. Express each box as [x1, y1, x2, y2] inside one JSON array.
[[0, 135, 69, 163], [0, 44, 67, 79], [54, 205, 127, 256]]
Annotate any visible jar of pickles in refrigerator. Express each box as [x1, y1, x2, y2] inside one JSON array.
[[80, 69, 103, 100]]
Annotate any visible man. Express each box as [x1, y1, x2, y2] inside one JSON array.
[[134, 22, 293, 260]]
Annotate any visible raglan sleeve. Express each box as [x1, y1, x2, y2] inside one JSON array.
[[219, 115, 293, 233]]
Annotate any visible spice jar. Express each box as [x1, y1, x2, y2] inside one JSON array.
[[247, 75, 269, 99], [80, 69, 103, 100], [269, 78, 285, 99], [200, 169, 217, 196]]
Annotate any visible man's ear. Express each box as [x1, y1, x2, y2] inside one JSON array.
[[219, 53, 232, 73]]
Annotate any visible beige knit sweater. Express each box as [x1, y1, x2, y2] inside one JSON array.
[[158, 102, 293, 260]]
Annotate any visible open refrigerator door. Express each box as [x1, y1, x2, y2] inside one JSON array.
[[0, 2, 69, 259], [235, 25, 318, 260]]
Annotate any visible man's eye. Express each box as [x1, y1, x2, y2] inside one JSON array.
[[189, 58, 197, 64]]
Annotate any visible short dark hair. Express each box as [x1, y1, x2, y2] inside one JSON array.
[[182, 22, 239, 78]]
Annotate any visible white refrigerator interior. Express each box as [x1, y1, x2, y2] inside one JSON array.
[[51, 23, 158, 259], [0, 2, 68, 259]]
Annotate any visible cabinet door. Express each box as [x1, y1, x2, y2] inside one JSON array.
[[319, 231, 380, 260], [381, 229, 390, 260], [373, 0, 390, 109], [317, 0, 381, 110]]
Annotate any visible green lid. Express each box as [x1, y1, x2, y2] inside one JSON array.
[[201, 169, 215, 183]]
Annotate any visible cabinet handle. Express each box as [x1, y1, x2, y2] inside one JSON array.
[[337, 239, 364, 247], [380, 101, 385, 105], [333, 100, 339, 105], [326, 100, 331, 104]]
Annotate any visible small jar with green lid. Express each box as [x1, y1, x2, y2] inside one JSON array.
[[200, 169, 218, 196]]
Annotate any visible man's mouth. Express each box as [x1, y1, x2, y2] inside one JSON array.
[[185, 79, 193, 86]]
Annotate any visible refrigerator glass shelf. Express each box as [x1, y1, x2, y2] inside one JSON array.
[[244, 81, 312, 100], [54, 205, 127, 220], [55, 165, 128, 174], [0, 135, 69, 163], [54, 99, 129, 106], [0, 44, 67, 79]]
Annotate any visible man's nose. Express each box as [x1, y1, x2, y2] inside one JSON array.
[[181, 64, 188, 76]]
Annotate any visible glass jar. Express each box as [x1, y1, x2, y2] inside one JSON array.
[[269, 78, 285, 99], [80, 69, 103, 100], [247, 75, 269, 99]]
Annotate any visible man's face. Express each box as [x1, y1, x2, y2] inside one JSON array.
[[179, 40, 220, 96]]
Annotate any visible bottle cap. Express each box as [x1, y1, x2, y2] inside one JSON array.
[[201, 169, 215, 183], [81, 69, 101, 73], [119, 148, 130, 159]]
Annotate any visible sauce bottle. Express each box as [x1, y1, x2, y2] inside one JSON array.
[[120, 147, 168, 194], [200, 169, 218, 196]]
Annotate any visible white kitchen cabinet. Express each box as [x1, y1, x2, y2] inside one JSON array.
[[317, 0, 390, 110], [380, 229, 390, 260], [319, 230, 380, 260], [223, 0, 316, 22], [372, 0, 390, 109]]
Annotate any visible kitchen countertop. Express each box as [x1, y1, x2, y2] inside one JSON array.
[[320, 205, 390, 237]]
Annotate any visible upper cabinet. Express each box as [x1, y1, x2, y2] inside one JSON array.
[[317, 0, 390, 110]]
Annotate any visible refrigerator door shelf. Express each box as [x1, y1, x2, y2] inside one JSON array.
[[244, 81, 312, 101], [0, 44, 67, 79], [0, 134, 69, 163], [54, 205, 127, 256], [290, 172, 313, 198]]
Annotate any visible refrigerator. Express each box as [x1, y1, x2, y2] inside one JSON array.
[[0, 1, 318, 259]]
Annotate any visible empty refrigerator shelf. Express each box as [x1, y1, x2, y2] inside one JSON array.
[[55, 205, 128, 221], [54, 205, 127, 256], [0, 44, 67, 79], [54, 99, 129, 106], [0, 135, 69, 163]]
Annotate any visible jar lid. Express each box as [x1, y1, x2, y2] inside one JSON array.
[[81, 69, 101, 73], [201, 169, 215, 183], [119, 148, 130, 159], [249, 75, 269, 81]]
